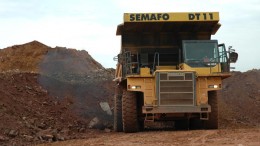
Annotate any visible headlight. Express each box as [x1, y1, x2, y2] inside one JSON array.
[[208, 85, 218, 88], [128, 85, 141, 89], [131, 86, 137, 89]]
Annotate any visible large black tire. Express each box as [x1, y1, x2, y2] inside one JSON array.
[[114, 86, 123, 132], [122, 89, 139, 133], [205, 91, 219, 129]]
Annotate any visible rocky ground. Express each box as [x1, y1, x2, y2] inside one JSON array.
[[0, 73, 89, 145], [0, 41, 259, 146], [0, 41, 115, 145]]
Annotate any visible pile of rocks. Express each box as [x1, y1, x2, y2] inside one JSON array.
[[219, 70, 260, 128], [0, 41, 115, 145]]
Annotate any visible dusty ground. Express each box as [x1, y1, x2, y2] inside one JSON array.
[[39, 128, 260, 146], [0, 41, 259, 146]]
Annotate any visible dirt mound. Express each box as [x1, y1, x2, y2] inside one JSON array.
[[0, 41, 104, 73], [0, 41, 115, 145], [0, 41, 50, 73], [219, 69, 260, 128]]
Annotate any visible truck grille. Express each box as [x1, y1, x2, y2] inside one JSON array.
[[157, 72, 195, 106]]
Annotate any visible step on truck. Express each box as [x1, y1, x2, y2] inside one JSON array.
[[113, 12, 238, 133]]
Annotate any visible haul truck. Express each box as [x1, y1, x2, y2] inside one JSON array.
[[113, 12, 238, 133]]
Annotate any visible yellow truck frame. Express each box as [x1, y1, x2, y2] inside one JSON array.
[[114, 12, 238, 133]]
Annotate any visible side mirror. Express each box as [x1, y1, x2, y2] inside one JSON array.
[[113, 55, 119, 61], [229, 52, 238, 63], [113, 54, 122, 61]]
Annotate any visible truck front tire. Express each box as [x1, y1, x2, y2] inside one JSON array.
[[205, 91, 219, 129], [122, 89, 139, 133]]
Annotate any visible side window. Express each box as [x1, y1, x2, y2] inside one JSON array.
[[218, 44, 227, 63]]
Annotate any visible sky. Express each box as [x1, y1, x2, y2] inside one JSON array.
[[0, 0, 259, 72]]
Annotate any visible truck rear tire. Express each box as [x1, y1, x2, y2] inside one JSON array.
[[114, 94, 123, 132], [114, 85, 123, 132], [122, 89, 139, 133], [205, 91, 219, 129]]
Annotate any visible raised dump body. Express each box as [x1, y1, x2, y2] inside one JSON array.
[[114, 12, 238, 132]]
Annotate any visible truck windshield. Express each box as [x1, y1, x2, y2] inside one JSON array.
[[183, 41, 219, 67]]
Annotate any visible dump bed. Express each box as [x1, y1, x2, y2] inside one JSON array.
[[117, 12, 221, 36]]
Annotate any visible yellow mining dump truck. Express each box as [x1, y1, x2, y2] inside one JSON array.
[[113, 12, 238, 133]]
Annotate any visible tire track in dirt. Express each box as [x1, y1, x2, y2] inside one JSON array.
[[188, 130, 216, 145]]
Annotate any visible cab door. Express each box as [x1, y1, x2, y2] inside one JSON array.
[[218, 44, 229, 72]]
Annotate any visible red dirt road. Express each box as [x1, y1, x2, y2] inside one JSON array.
[[40, 128, 260, 146]]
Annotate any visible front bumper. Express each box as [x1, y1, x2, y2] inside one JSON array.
[[142, 105, 211, 114]]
